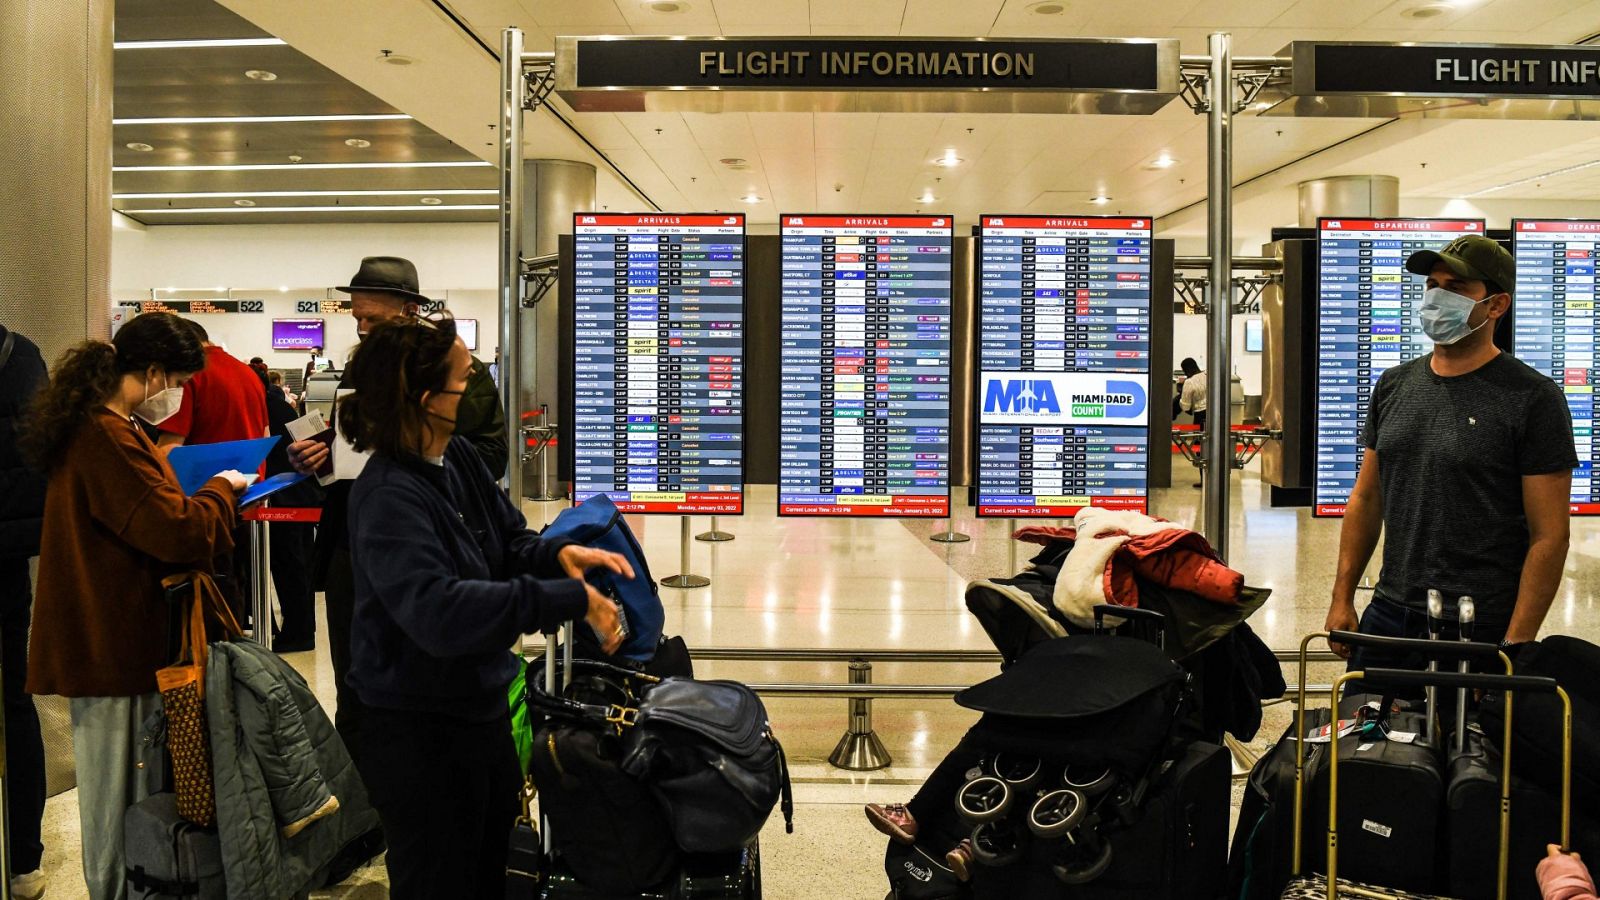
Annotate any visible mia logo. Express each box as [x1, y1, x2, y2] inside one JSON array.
[[984, 378, 1062, 416]]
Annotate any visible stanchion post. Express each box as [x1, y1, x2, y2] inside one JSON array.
[[695, 515, 735, 542], [1007, 518, 1019, 573], [1202, 31, 1235, 562], [930, 489, 970, 543], [251, 504, 271, 650], [828, 659, 891, 771], [660, 516, 711, 589]]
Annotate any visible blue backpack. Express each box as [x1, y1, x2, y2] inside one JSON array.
[[540, 494, 663, 662]]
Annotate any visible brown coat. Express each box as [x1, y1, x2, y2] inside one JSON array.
[[28, 408, 237, 697]]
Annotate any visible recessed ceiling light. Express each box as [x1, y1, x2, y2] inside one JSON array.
[[419, 197, 444, 205], [114, 160, 491, 172], [1253, 101, 1273, 110], [114, 37, 286, 50], [377, 52, 418, 66], [1402, 3, 1451, 17], [1027, 1, 1067, 13], [279, 286, 289, 292], [720, 157, 748, 167], [233, 199, 256, 207], [932, 151, 964, 167], [1090, 195, 1112, 204], [1146, 154, 1177, 169], [114, 113, 411, 125], [125, 142, 154, 152], [123, 204, 499, 214], [344, 138, 372, 148], [740, 194, 762, 203], [644, 0, 687, 11], [916, 192, 938, 203], [244, 69, 277, 81]]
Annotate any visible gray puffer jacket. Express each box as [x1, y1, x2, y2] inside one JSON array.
[[206, 641, 379, 900]]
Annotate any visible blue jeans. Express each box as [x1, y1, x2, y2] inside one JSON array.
[[1347, 596, 1509, 701]]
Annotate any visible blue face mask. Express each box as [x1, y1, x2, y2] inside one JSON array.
[[1419, 286, 1491, 346]]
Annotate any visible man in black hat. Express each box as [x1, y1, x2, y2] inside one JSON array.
[[286, 256, 507, 783], [1326, 233, 1576, 671]]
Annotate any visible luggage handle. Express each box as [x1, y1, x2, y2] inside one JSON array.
[[1326, 629, 1504, 662], [1092, 604, 1167, 650], [1309, 668, 1574, 900]]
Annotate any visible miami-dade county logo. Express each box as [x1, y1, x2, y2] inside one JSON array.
[[981, 373, 1148, 426], [1069, 380, 1146, 419]]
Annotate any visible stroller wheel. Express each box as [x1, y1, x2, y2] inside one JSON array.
[[1062, 765, 1114, 797], [969, 822, 1027, 868], [991, 754, 1043, 792], [1027, 789, 1088, 838], [956, 776, 1012, 825], [1052, 836, 1114, 885]]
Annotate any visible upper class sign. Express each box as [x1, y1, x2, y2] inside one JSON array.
[[553, 36, 1180, 115]]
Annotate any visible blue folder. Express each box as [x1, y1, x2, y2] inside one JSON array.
[[165, 436, 280, 495], [239, 470, 309, 506]]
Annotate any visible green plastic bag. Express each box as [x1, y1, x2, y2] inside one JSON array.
[[509, 661, 533, 776]]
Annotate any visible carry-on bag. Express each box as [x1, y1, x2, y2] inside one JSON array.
[[1282, 663, 1575, 900], [885, 841, 973, 899], [124, 793, 226, 900], [1477, 635, 1600, 809], [539, 494, 664, 662], [156, 571, 244, 828]]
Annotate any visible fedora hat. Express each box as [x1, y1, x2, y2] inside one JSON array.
[[335, 256, 428, 304]]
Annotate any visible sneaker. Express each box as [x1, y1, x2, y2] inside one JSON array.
[[11, 869, 46, 900], [946, 839, 975, 883], [864, 803, 918, 845]]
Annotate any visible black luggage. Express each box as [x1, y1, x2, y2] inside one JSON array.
[[540, 842, 760, 899], [124, 793, 226, 900], [885, 841, 971, 899], [1478, 635, 1600, 810], [1284, 664, 1576, 900], [969, 740, 1229, 900], [1445, 726, 1600, 900]]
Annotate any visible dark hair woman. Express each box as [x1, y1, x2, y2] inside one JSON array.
[[340, 316, 625, 899], [23, 312, 247, 900]]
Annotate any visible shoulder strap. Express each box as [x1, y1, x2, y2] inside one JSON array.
[[0, 331, 16, 373]]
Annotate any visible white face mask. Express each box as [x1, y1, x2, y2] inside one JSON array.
[[133, 372, 184, 426]]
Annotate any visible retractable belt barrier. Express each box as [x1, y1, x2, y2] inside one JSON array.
[[239, 504, 322, 651]]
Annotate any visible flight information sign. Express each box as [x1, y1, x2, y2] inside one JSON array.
[[975, 215, 1152, 517], [1314, 217, 1484, 516], [571, 212, 745, 514], [779, 214, 953, 517], [1513, 219, 1598, 514]]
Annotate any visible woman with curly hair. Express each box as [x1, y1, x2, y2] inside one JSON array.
[[23, 312, 247, 900]]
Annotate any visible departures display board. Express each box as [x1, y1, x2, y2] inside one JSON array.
[[1313, 218, 1485, 516], [571, 213, 745, 514], [1514, 219, 1599, 514], [778, 215, 953, 517], [975, 216, 1152, 517]]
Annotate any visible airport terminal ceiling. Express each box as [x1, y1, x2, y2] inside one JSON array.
[[95, 0, 1597, 233]]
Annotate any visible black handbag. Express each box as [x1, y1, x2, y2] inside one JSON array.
[[529, 660, 794, 854]]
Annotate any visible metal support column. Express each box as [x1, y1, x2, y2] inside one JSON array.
[[252, 507, 272, 650], [1203, 32, 1235, 561], [498, 27, 526, 503]]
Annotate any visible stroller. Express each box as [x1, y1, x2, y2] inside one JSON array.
[[886, 535, 1275, 899]]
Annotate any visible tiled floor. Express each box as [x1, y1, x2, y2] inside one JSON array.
[[29, 461, 1600, 898]]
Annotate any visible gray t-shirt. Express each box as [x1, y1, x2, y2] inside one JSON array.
[[1363, 352, 1577, 623]]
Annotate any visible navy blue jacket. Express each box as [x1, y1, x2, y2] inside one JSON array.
[[347, 436, 586, 720]]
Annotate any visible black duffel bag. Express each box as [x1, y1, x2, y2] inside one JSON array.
[[531, 659, 794, 855]]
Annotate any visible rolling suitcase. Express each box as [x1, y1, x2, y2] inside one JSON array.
[[540, 842, 761, 899], [1282, 664, 1576, 900], [124, 793, 226, 900]]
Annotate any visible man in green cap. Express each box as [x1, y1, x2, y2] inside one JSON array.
[[1325, 233, 1576, 667]]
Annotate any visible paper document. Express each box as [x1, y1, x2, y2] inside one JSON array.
[[285, 409, 337, 486], [240, 471, 310, 506], [332, 389, 371, 481], [166, 436, 279, 495]]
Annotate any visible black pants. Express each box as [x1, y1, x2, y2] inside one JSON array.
[[360, 706, 521, 900], [323, 549, 372, 776], [268, 520, 316, 647], [1192, 409, 1208, 432], [0, 559, 45, 874]]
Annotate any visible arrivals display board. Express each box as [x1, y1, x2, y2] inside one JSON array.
[[975, 216, 1152, 517], [1514, 219, 1599, 514], [571, 213, 745, 514], [778, 214, 953, 517], [1313, 218, 1484, 516]]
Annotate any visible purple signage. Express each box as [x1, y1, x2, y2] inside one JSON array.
[[271, 318, 324, 350]]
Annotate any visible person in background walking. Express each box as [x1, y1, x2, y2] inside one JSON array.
[[0, 326, 51, 900], [23, 313, 245, 900]]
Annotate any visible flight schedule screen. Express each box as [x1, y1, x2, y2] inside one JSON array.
[[778, 215, 953, 517], [1514, 219, 1598, 514], [975, 215, 1152, 517], [1314, 218, 1484, 516], [571, 213, 745, 514]]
